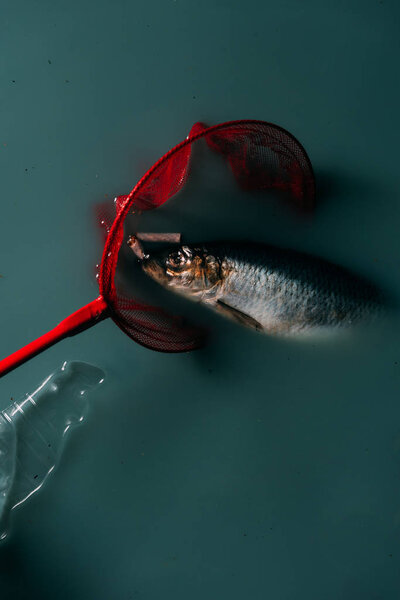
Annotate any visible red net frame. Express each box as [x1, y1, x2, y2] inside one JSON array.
[[0, 119, 315, 376], [99, 120, 315, 352]]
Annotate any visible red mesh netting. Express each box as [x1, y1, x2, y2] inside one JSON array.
[[98, 120, 315, 352]]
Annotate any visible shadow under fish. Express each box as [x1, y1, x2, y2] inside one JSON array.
[[137, 240, 384, 337]]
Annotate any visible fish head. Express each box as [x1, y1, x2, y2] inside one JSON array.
[[142, 244, 222, 300]]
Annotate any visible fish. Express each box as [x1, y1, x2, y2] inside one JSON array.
[[141, 241, 383, 336]]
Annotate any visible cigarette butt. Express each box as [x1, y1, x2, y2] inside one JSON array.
[[135, 233, 181, 243], [127, 235, 145, 259]]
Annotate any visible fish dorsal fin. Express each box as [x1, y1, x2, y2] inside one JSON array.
[[217, 300, 263, 332]]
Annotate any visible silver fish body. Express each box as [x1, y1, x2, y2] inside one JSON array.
[[141, 242, 382, 336]]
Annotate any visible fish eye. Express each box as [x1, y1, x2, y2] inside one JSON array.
[[167, 250, 187, 268]]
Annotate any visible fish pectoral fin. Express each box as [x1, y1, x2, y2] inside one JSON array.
[[216, 300, 263, 332]]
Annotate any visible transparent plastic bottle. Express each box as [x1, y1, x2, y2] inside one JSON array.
[[0, 361, 105, 540]]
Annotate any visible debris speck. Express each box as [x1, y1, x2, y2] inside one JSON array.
[[48, 59, 52, 64]]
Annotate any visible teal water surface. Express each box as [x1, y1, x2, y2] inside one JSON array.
[[1, 1, 400, 598]]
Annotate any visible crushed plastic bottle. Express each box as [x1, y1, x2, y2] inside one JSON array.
[[0, 361, 105, 541]]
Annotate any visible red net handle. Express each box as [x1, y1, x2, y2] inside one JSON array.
[[0, 119, 315, 376], [0, 297, 109, 377]]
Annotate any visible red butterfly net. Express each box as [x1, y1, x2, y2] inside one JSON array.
[[0, 120, 315, 376]]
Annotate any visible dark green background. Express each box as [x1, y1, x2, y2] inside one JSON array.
[[1, 1, 400, 598]]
